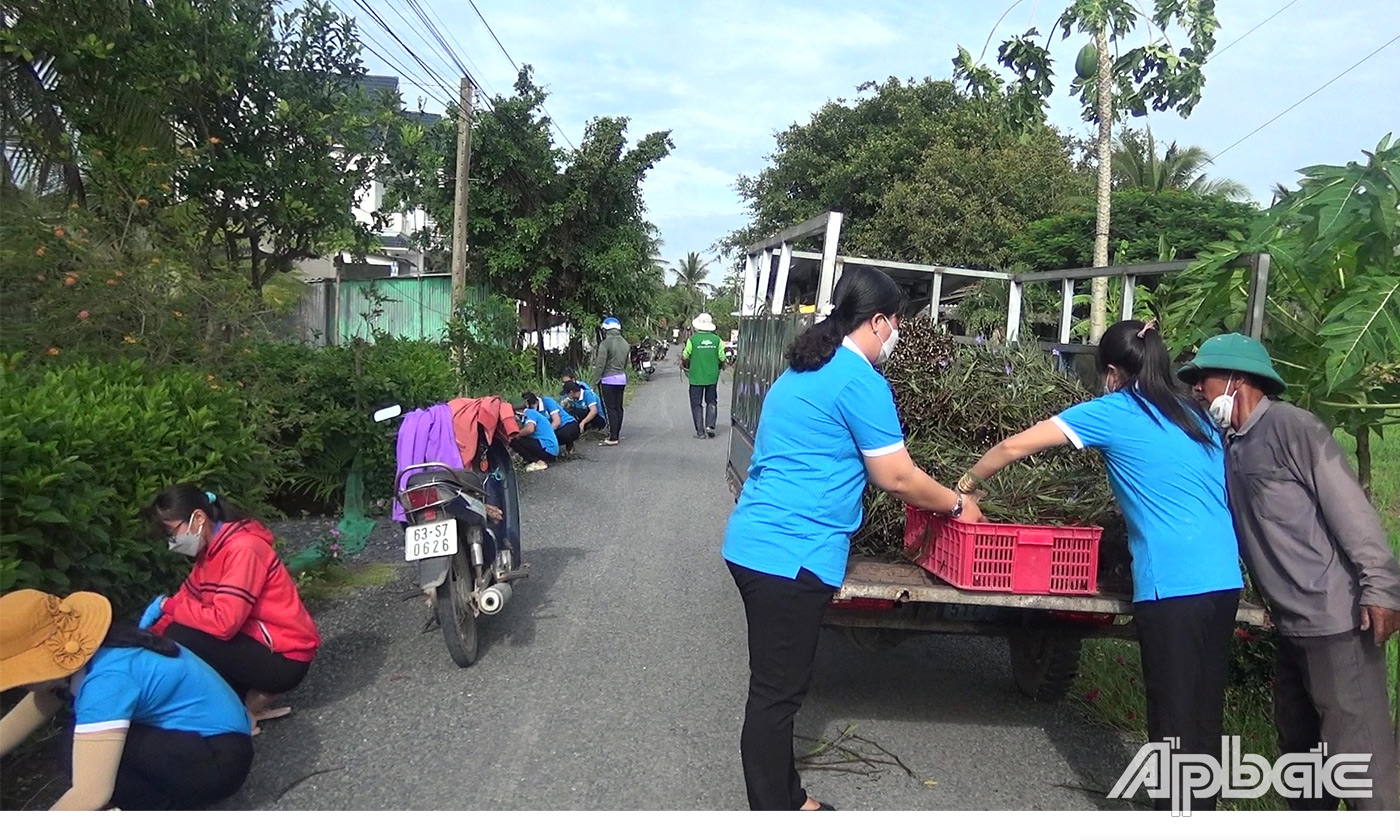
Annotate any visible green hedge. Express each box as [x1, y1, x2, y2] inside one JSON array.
[[219, 337, 458, 511], [1, 338, 473, 610], [0, 356, 277, 614]]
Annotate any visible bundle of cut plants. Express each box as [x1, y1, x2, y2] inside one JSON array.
[[853, 317, 1128, 591]]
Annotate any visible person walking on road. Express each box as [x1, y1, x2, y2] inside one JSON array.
[[683, 313, 728, 439], [1178, 334, 1400, 811], [963, 319, 1244, 813], [722, 266, 980, 811], [592, 316, 630, 447]]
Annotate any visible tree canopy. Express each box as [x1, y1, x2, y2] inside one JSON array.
[[2, 0, 396, 291], [382, 67, 673, 341], [1112, 128, 1248, 200], [724, 77, 1086, 270], [1010, 188, 1257, 270], [1165, 135, 1400, 489]]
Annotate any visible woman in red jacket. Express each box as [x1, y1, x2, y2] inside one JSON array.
[[141, 485, 321, 732]]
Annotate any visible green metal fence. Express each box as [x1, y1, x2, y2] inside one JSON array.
[[289, 274, 486, 346]]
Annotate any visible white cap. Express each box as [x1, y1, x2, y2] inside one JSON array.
[[692, 313, 716, 332]]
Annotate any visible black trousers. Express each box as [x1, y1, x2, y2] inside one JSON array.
[[599, 384, 625, 441], [510, 435, 556, 464], [727, 561, 836, 810], [689, 383, 718, 434], [555, 422, 581, 450], [61, 723, 253, 810], [1274, 629, 1399, 811], [1133, 588, 1240, 812], [163, 622, 309, 701]]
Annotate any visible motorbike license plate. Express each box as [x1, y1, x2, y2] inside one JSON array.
[[404, 519, 458, 562]]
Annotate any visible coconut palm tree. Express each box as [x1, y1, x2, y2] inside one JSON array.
[[671, 251, 716, 323], [1112, 128, 1250, 201]]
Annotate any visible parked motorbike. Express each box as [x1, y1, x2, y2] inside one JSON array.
[[631, 346, 655, 380], [372, 403, 527, 667]]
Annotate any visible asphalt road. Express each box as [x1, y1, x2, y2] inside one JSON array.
[[227, 357, 1135, 811]]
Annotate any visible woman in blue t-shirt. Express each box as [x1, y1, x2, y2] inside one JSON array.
[[962, 319, 1243, 812], [0, 589, 254, 810], [722, 267, 980, 811]]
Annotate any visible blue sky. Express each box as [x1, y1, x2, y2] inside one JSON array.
[[347, 1, 1399, 274]]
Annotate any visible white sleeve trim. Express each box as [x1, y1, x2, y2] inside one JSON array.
[[861, 440, 906, 458], [74, 720, 131, 734], [1051, 415, 1085, 450]]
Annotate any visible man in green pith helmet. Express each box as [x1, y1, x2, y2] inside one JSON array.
[[1179, 333, 1400, 812], [683, 313, 727, 439]]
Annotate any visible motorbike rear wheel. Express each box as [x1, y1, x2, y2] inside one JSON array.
[[436, 543, 479, 667]]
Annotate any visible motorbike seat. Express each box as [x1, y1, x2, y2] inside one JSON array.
[[405, 468, 486, 497]]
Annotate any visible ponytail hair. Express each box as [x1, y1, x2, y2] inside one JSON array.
[[142, 483, 247, 535], [1098, 320, 1216, 448], [786, 266, 906, 372], [101, 624, 180, 658]]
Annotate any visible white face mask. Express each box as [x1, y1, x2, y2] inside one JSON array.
[[1208, 376, 1237, 430], [168, 513, 205, 557], [874, 316, 900, 365]]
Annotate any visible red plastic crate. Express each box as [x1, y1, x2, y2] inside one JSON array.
[[903, 505, 1102, 595]]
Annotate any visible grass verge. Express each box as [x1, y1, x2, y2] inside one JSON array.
[[296, 562, 399, 602]]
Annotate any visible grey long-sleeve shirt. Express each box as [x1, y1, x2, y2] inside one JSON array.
[[592, 333, 631, 385], [1225, 399, 1400, 637]]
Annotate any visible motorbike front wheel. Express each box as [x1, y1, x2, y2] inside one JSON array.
[[436, 543, 479, 667]]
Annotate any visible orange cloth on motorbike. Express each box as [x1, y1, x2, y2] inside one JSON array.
[[448, 396, 521, 469]]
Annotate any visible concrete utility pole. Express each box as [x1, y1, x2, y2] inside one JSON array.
[[450, 76, 475, 311]]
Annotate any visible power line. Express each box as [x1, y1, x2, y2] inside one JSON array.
[[1215, 33, 1399, 159], [422, 1, 498, 98], [464, 0, 577, 150], [356, 33, 455, 113], [402, 0, 472, 84], [348, 0, 461, 105], [1212, 0, 1300, 59]]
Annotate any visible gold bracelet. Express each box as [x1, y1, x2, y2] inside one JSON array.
[[956, 472, 983, 495]]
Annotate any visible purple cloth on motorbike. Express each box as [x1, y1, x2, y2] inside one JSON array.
[[392, 403, 465, 523]]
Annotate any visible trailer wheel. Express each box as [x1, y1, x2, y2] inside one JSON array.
[[1008, 630, 1081, 703]]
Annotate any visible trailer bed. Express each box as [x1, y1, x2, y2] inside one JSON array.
[[838, 557, 1269, 626]]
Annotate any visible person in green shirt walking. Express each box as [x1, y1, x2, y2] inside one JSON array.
[[683, 313, 728, 439]]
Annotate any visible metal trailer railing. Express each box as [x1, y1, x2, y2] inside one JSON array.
[[730, 210, 1272, 489]]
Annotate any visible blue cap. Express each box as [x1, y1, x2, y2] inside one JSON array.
[[602, 317, 621, 330]]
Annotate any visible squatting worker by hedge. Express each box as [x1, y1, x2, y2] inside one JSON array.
[[140, 485, 321, 733], [963, 319, 1243, 813], [1179, 333, 1400, 811], [592, 316, 630, 446], [525, 390, 580, 454], [562, 379, 607, 433], [511, 401, 561, 472], [0, 589, 254, 809], [683, 312, 728, 439], [721, 266, 980, 811]]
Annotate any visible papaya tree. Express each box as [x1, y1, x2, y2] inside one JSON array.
[[953, 0, 1222, 342], [1164, 136, 1400, 494]]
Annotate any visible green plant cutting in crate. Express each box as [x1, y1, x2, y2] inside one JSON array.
[[854, 319, 1119, 575]]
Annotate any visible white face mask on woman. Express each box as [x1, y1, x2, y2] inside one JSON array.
[[874, 315, 900, 365], [168, 513, 206, 557]]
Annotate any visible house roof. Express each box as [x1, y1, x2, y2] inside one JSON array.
[[359, 74, 401, 103], [357, 75, 442, 124]]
